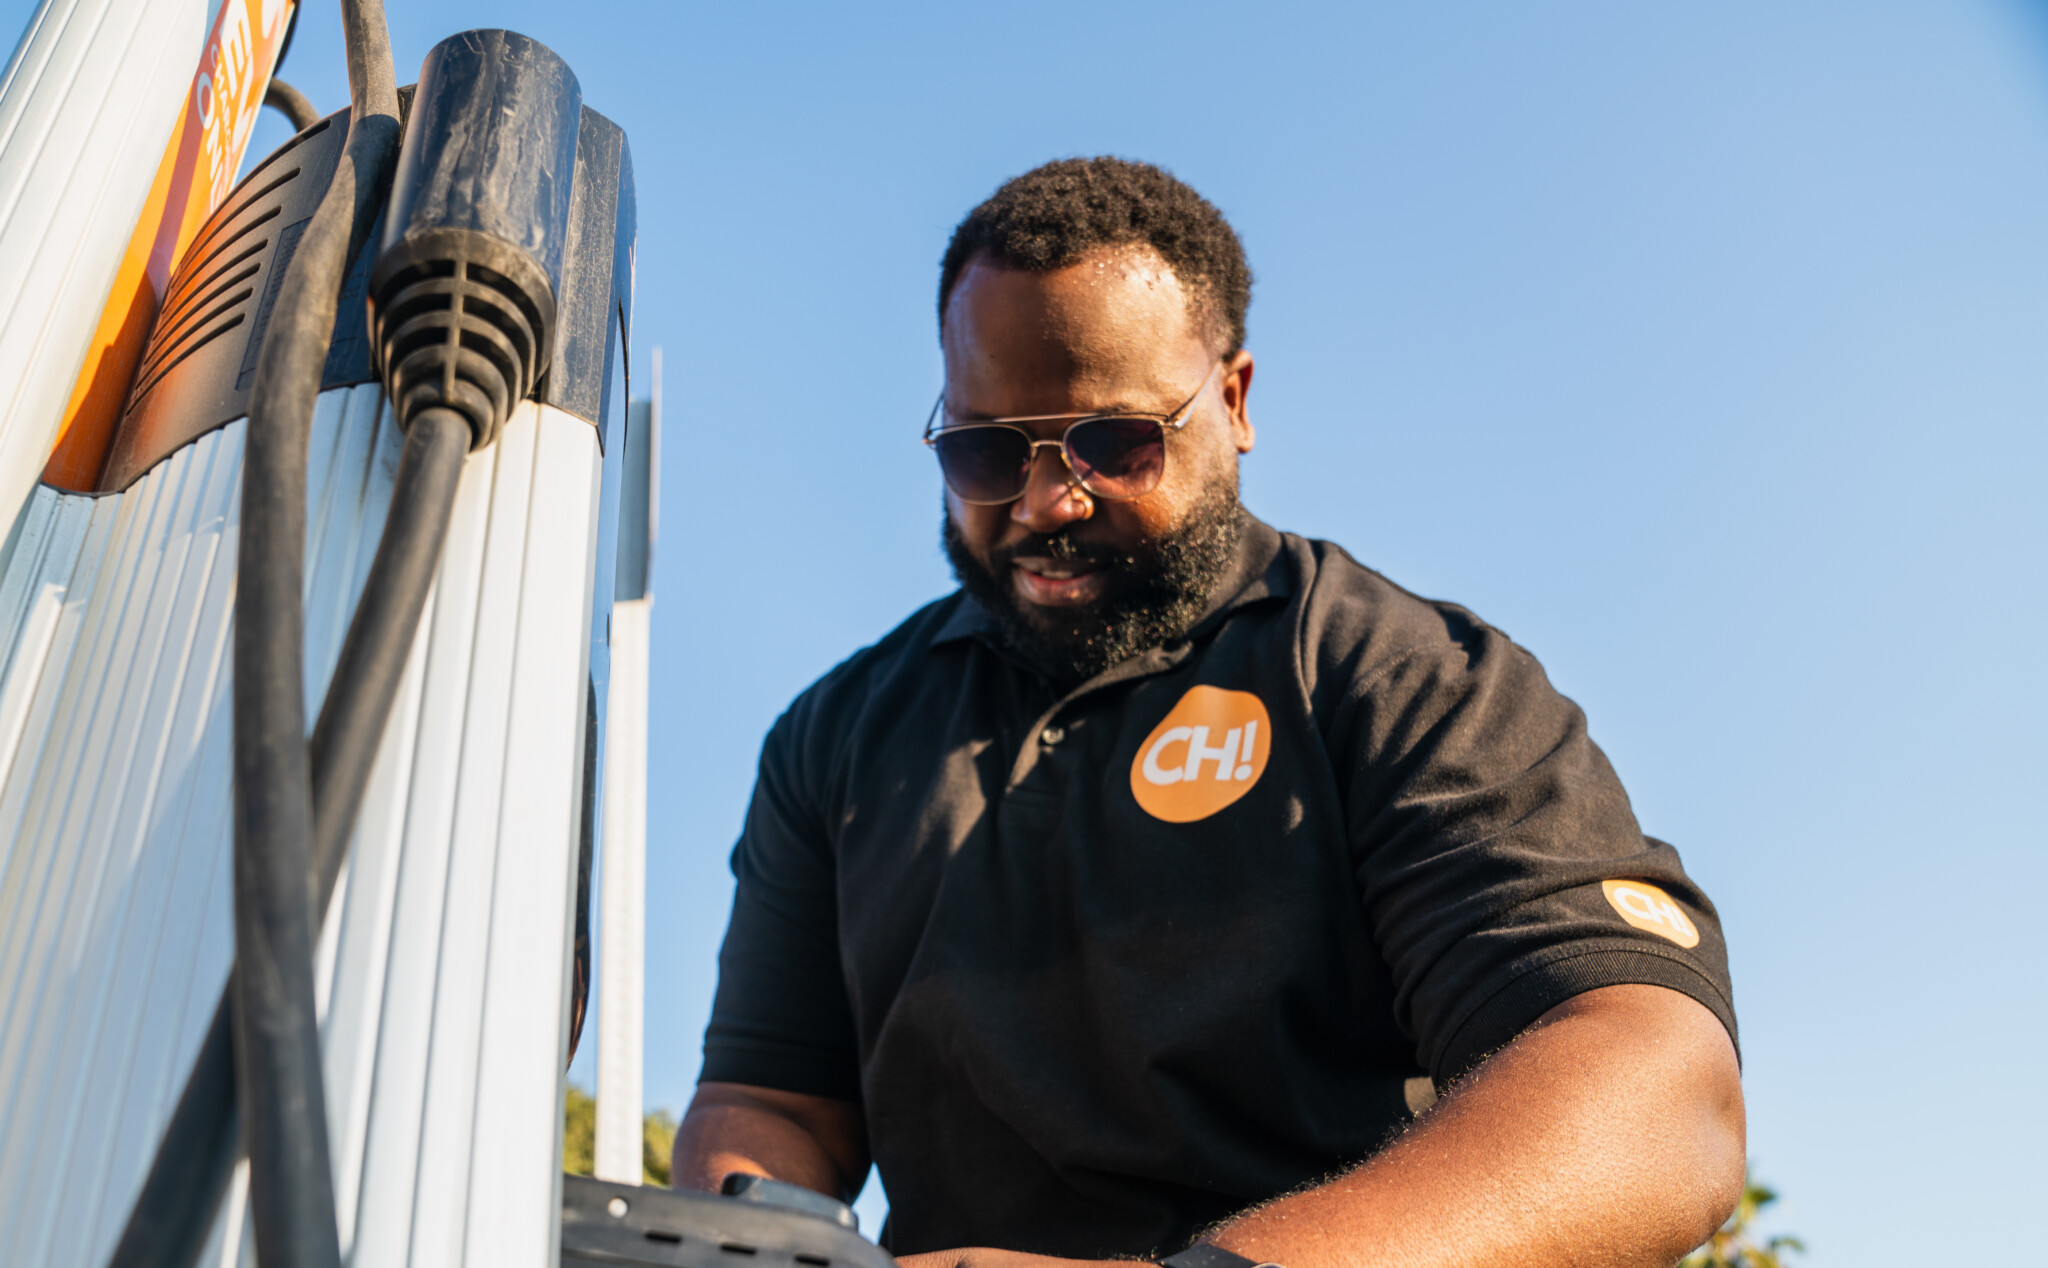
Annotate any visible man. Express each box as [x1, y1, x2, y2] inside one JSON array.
[[675, 158, 1744, 1268]]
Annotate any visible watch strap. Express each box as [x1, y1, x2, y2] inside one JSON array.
[[1160, 1244, 1281, 1268]]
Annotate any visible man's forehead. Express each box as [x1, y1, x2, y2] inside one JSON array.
[[942, 246, 1206, 386]]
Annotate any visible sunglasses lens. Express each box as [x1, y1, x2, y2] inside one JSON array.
[[933, 427, 1033, 503], [1065, 417, 1166, 499]]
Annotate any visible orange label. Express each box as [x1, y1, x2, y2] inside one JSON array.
[[1129, 686, 1271, 822], [1601, 879, 1701, 948], [44, 0, 296, 489]]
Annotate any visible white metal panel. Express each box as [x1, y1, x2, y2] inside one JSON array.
[[463, 409, 601, 1267], [595, 365, 656, 1184], [0, 488, 101, 834], [342, 401, 607, 1268], [321, 587, 430, 1253], [594, 595, 649, 1184], [0, 386, 611, 1264], [344, 423, 504, 1268], [403, 404, 541, 1268], [0, 0, 210, 532], [0, 382, 394, 1266], [10, 427, 239, 1268]]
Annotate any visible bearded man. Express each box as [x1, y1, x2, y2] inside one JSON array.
[[673, 158, 1745, 1268]]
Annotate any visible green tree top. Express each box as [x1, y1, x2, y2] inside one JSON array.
[[564, 1083, 678, 1187], [1681, 1174, 1805, 1268]]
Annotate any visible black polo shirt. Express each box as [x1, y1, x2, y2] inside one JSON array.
[[701, 520, 1736, 1258]]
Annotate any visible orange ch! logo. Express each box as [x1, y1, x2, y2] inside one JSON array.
[[1129, 686, 1272, 822], [1601, 879, 1701, 948]]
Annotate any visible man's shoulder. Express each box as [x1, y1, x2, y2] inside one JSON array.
[[1276, 530, 1502, 668], [1268, 529, 1577, 767]]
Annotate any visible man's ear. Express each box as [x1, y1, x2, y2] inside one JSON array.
[[1222, 350, 1255, 454]]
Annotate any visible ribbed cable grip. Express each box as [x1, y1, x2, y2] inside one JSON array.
[[370, 226, 555, 448]]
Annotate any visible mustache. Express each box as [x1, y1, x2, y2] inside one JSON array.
[[941, 486, 1248, 684], [987, 529, 1133, 570]]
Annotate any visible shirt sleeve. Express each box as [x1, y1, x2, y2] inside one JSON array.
[[1327, 607, 1738, 1085], [700, 701, 864, 1101]]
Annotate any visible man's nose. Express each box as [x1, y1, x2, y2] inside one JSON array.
[[1011, 444, 1091, 533]]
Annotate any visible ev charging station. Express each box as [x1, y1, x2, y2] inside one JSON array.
[[0, 3, 886, 1265]]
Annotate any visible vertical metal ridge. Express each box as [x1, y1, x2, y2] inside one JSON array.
[[347, 399, 407, 607], [0, 0, 66, 109], [307, 390, 411, 1243], [0, 439, 208, 1264], [0, 491, 142, 1247], [466, 410, 601, 1266], [0, 487, 63, 672], [75, 444, 243, 1264], [0, 475, 160, 1115], [305, 385, 396, 708], [347, 426, 503, 1268], [406, 403, 545, 1268], [0, 0, 129, 224], [301, 383, 357, 611], [0, 452, 178, 1010], [0, 489, 93, 864], [595, 597, 649, 1183], [10, 430, 226, 1268], [0, 467, 159, 863], [0, 491, 117, 840], [324, 562, 434, 1260], [50, 427, 241, 1265], [0, 398, 331, 1254], [0, 0, 117, 169], [138, 425, 245, 1134]]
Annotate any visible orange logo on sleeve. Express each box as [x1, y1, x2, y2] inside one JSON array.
[[1130, 686, 1272, 822], [1601, 879, 1701, 948]]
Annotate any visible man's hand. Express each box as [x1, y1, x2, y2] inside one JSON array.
[[671, 1081, 868, 1202]]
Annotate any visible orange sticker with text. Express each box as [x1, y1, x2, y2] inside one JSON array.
[[1130, 686, 1271, 822], [1602, 879, 1701, 948]]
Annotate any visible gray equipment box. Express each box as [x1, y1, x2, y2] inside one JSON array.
[[561, 1175, 897, 1268]]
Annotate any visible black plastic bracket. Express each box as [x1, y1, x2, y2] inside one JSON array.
[[561, 1175, 897, 1268]]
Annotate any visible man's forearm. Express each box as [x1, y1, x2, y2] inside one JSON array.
[[672, 1081, 869, 1201], [700, 988, 1741, 1268], [1200, 984, 1745, 1268]]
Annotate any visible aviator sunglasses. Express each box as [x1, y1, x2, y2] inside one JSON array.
[[923, 363, 1222, 505]]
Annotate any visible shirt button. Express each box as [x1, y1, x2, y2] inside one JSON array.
[[1041, 725, 1066, 747]]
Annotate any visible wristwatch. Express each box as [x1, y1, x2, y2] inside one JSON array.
[[1160, 1244, 1284, 1268]]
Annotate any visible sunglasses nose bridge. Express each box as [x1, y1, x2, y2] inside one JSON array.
[[1025, 436, 1086, 493], [1006, 438, 1093, 525]]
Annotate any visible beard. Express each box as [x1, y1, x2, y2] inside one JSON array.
[[943, 472, 1247, 685]]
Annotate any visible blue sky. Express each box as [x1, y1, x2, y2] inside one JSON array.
[[17, 0, 2047, 1259]]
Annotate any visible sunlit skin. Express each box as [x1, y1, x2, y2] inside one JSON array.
[[938, 248, 1254, 616], [673, 247, 1746, 1268]]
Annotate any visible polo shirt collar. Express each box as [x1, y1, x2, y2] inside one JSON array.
[[931, 516, 1292, 654]]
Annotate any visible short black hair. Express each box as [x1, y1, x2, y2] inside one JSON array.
[[938, 157, 1252, 355]]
